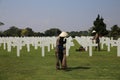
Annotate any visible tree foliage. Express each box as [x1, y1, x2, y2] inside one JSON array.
[[34, 32, 45, 36], [0, 22, 4, 26], [92, 14, 108, 36], [25, 28, 34, 36], [69, 31, 89, 38], [21, 29, 29, 37], [3, 26, 21, 36], [110, 25, 120, 39], [44, 28, 61, 36]]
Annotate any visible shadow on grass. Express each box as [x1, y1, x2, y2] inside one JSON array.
[[64, 66, 91, 72]]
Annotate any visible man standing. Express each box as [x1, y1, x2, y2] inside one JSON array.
[[92, 30, 100, 51]]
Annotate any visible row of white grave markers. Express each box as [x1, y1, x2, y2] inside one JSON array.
[[110, 38, 120, 56], [0, 37, 56, 57], [75, 36, 98, 56], [100, 37, 111, 52], [1, 36, 119, 57], [75, 36, 120, 57], [100, 37, 120, 56], [0, 37, 74, 57], [66, 37, 74, 56]]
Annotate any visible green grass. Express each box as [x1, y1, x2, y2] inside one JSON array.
[[0, 39, 120, 80]]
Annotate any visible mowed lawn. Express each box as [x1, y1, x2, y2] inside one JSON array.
[[0, 39, 120, 80]]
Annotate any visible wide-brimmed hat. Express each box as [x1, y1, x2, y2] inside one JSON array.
[[92, 30, 96, 33], [59, 32, 68, 37]]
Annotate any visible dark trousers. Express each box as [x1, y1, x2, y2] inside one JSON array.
[[58, 49, 63, 64], [95, 42, 100, 51], [56, 47, 67, 69]]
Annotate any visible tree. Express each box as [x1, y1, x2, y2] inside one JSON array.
[[0, 22, 4, 35], [69, 31, 80, 37], [4, 26, 21, 36], [21, 29, 29, 37], [0, 31, 4, 36], [110, 25, 120, 39], [24, 27, 34, 36], [79, 31, 89, 36], [92, 14, 108, 36], [44, 28, 61, 36], [0, 22, 4, 26], [34, 32, 45, 36]]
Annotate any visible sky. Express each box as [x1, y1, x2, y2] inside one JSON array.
[[0, 0, 120, 32]]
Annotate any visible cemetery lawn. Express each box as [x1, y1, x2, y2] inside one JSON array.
[[0, 39, 120, 80]]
